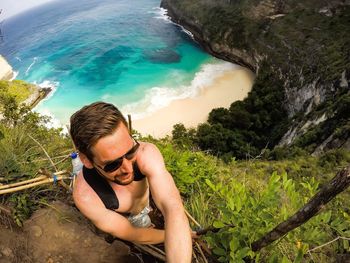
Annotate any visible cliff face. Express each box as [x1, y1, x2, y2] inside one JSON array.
[[161, 0, 350, 154], [0, 55, 14, 80]]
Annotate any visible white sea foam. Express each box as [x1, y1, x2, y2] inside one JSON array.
[[150, 7, 194, 38], [15, 57, 22, 62], [34, 107, 67, 133], [150, 7, 171, 23], [121, 61, 239, 119], [25, 57, 37, 75], [180, 27, 194, 38]]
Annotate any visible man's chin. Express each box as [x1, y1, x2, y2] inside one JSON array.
[[114, 174, 134, 185]]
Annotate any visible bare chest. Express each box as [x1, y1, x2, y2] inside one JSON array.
[[111, 179, 149, 215]]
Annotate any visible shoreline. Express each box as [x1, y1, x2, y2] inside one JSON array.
[[132, 67, 255, 138]]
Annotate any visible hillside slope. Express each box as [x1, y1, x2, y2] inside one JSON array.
[[161, 0, 350, 156]]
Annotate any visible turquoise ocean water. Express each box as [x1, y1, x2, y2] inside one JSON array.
[[0, 0, 235, 127]]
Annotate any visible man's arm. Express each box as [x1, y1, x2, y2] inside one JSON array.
[[140, 143, 192, 263], [73, 185, 165, 244]]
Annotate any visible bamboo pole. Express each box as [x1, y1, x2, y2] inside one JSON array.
[[38, 169, 69, 176], [0, 175, 69, 195], [0, 175, 47, 190]]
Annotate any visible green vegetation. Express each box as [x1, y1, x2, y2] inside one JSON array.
[[155, 138, 350, 262], [0, 80, 36, 104], [0, 80, 72, 226], [0, 79, 349, 262]]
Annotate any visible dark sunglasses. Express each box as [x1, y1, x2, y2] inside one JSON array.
[[96, 139, 140, 173]]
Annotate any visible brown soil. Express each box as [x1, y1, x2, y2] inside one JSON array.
[[0, 201, 141, 263]]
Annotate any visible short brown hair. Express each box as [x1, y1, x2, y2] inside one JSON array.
[[70, 102, 128, 160]]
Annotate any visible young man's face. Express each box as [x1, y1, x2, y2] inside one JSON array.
[[91, 123, 138, 185]]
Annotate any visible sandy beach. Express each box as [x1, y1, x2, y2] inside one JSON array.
[[133, 67, 255, 138]]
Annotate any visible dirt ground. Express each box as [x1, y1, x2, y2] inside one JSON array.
[[0, 201, 141, 263]]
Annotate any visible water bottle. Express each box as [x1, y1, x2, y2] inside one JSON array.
[[71, 152, 83, 175]]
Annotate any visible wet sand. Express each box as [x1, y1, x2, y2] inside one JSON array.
[[133, 68, 255, 138]]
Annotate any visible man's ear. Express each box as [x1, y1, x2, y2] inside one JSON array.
[[79, 152, 94, 169]]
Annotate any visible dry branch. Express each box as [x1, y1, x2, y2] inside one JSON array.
[[29, 134, 58, 171], [194, 241, 208, 263], [133, 243, 166, 261], [0, 204, 11, 215], [251, 165, 350, 252], [185, 209, 202, 228]]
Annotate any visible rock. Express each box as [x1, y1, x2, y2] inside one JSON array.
[[1, 247, 13, 257], [29, 225, 43, 237], [0, 55, 13, 81]]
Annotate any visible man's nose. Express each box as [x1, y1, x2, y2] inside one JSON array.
[[119, 158, 133, 173]]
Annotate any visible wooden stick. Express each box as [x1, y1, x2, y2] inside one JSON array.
[[148, 244, 166, 256], [194, 241, 208, 263], [192, 247, 199, 263], [251, 165, 350, 252], [0, 175, 47, 189], [29, 134, 58, 172], [29, 134, 70, 192], [0, 204, 11, 215], [54, 155, 70, 166], [307, 236, 350, 253], [196, 224, 235, 236], [128, 114, 132, 133], [185, 209, 202, 228], [133, 243, 166, 261], [0, 175, 69, 195], [66, 124, 77, 152]]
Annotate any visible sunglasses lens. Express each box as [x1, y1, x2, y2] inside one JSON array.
[[125, 143, 139, 160], [103, 158, 123, 173], [100, 139, 139, 173]]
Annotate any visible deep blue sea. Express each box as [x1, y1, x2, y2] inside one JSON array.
[[0, 0, 234, 127]]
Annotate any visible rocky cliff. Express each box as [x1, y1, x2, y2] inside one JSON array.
[[161, 0, 350, 155], [0, 55, 14, 80]]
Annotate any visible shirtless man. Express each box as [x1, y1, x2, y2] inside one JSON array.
[[70, 102, 192, 262]]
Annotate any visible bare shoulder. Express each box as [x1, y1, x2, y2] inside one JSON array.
[[137, 141, 166, 175], [73, 173, 104, 220]]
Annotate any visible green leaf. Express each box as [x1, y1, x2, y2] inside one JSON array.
[[213, 247, 226, 256], [281, 256, 292, 263], [320, 211, 332, 223], [293, 249, 304, 263], [236, 247, 250, 259], [235, 196, 242, 212], [229, 237, 240, 252], [205, 179, 216, 191], [268, 254, 279, 263], [213, 221, 225, 228]]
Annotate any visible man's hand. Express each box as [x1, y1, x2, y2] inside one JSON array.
[[191, 230, 200, 239]]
